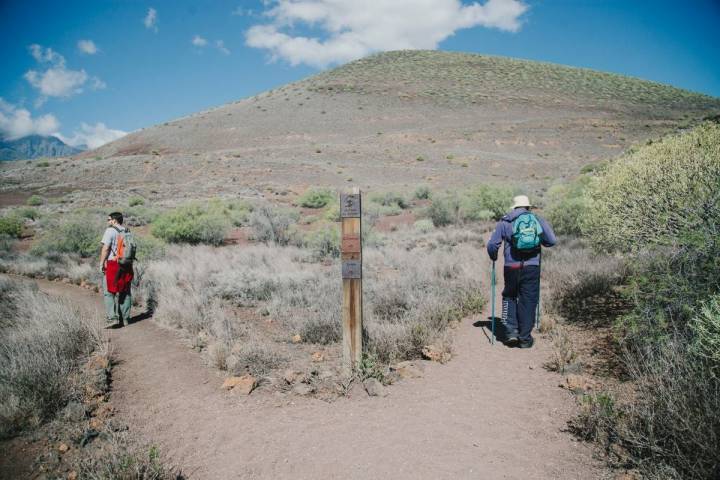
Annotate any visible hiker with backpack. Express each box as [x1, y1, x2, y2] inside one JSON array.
[[100, 212, 136, 327], [487, 195, 556, 348]]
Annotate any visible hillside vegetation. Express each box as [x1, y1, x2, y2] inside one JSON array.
[[544, 121, 720, 480], [3, 51, 719, 206], [310, 50, 720, 113]]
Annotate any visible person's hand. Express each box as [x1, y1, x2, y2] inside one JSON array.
[[101, 261, 106, 273]]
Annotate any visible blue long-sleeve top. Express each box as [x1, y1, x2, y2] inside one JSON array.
[[486, 208, 556, 266]]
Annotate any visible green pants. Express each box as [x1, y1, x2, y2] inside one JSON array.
[[103, 275, 131, 324]]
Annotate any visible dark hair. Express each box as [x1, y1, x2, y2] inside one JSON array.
[[109, 211, 124, 225]]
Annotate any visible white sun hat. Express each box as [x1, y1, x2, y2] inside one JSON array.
[[511, 195, 533, 209]]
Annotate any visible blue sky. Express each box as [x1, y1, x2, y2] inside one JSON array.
[[1, 0, 719, 148]]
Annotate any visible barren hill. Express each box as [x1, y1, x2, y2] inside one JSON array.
[[3, 50, 720, 203]]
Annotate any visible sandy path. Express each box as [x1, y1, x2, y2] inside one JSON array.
[[38, 274, 606, 480]]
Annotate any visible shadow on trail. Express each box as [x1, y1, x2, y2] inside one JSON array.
[[128, 308, 153, 324], [473, 317, 516, 346]]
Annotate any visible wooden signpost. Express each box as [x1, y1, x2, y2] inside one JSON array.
[[340, 188, 362, 372]]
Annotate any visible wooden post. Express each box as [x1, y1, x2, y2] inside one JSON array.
[[340, 187, 362, 372]]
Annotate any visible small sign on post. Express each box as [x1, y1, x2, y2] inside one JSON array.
[[341, 188, 362, 372]]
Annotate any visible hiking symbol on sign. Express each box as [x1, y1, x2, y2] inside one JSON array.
[[340, 194, 360, 218]]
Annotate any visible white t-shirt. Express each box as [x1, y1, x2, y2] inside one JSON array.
[[101, 226, 127, 261]]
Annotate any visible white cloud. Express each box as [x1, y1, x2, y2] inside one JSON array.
[[144, 7, 158, 32], [25, 68, 88, 99], [0, 98, 60, 139], [215, 40, 231, 55], [246, 0, 528, 68], [232, 6, 254, 16], [192, 35, 208, 47], [193, 35, 231, 55], [29, 44, 64, 65], [78, 39, 99, 55], [91, 77, 107, 90], [24, 44, 106, 103], [58, 122, 127, 149]]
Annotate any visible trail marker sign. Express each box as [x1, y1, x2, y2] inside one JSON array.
[[340, 188, 362, 372]]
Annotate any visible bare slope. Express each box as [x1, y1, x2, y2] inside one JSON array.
[[2, 50, 719, 203]]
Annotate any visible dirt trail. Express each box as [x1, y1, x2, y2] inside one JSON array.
[[38, 274, 606, 480]]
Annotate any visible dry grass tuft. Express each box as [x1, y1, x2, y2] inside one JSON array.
[[0, 276, 104, 438], [142, 225, 485, 375]]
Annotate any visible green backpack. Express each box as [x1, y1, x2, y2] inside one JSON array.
[[113, 226, 137, 267], [511, 212, 543, 251]]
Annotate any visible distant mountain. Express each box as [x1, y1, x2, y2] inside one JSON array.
[[0, 134, 84, 161]]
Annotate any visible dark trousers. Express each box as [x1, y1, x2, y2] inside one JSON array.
[[502, 265, 540, 341]]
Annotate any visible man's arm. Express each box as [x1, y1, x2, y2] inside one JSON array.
[[486, 222, 504, 261], [538, 216, 557, 247], [99, 227, 112, 271], [100, 244, 110, 272]]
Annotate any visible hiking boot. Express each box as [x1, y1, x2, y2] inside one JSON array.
[[519, 337, 535, 349], [504, 328, 519, 346], [501, 324, 520, 347]]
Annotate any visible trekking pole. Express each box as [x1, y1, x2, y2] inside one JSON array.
[[536, 252, 541, 329], [491, 260, 496, 345]]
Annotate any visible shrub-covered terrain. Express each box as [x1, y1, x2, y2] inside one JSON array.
[[310, 50, 720, 113], [0, 277, 102, 437], [141, 225, 485, 380], [547, 122, 720, 479]]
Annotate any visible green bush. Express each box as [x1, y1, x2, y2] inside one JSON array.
[[690, 295, 720, 370], [0, 216, 23, 238], [545, 175, 592, 236], [151, 203, 230, 246], [222, 200, 254, 227], [413, 219, 434, 233], [570, 122, 720, 480], [298, 188, 334, 208], [370, 192, 408, 209], [302, 225, 340, 259], [584, 122, 720, 252], [621, 201, 720, 344], [13, 207, 39, 221], [323, 202, 340, 222], [426, 194, 461, 227], [128, 196, 145, 207], [414, 185, 432, 200], [26, 195, 44, 206], [31, 215, 102, 258], [0, 234, 17, 256], [135, 235, 167, 262], [461, 184, 513, 221]]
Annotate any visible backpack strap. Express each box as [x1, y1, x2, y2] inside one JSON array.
[[109, 225, 126, 258]]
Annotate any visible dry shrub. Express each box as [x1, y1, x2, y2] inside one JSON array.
[[230, 338, 287, 377], [76, 436, 182, 480], [619, 337, 720, 479], [363, 244, 484, 363], [543, 325, 577, 373], [144, 225, 485, 371], [248, 204, 298, 245], [144, 245, 324, 370], [541, 238, 626, 320], [571, 392, 618, 445], [0, 276, 103, 437]]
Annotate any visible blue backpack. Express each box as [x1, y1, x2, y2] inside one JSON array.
[[512, 212, 543, 251]]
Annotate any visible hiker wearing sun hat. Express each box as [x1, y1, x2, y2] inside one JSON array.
[[487, 195, 556, 348]]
